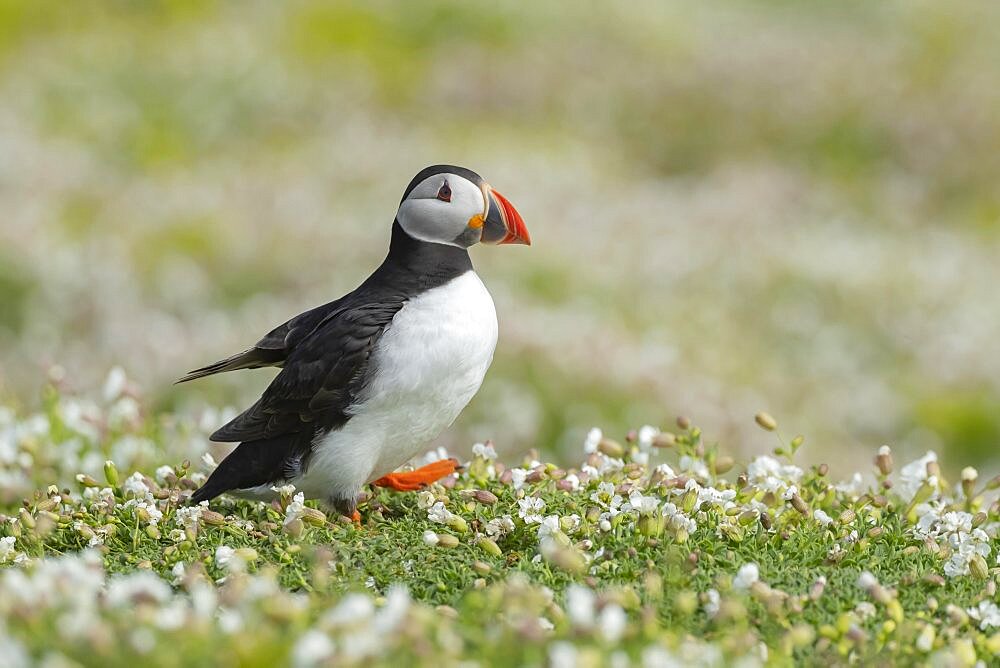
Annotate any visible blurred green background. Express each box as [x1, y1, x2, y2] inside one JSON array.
[[1, 0, 999, 473]]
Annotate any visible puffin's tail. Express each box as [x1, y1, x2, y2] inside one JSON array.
[[176, 347, 283, 384], [188, 433, 312, 505]]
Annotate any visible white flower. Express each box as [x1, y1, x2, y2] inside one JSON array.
[[598, 603, 627, 643], [122, 472, 150, 498], [967, 600, 1000, 630], [857, 571, 878, 590], [103, 366, 128, 402], [537, 515, 564, 543], [271, 484, 297, 497], [215, 545, 237, 570], [637, 425, 660, 450], [661, 503, 697, 534], [855, 602, 877, 619], [0, 536, 16, 563], [106, 571, 172, 607], [510, 468, 529, 490], [655, 463, 677, 478], [427, 502, 455, 524], [733, 563, 759, 591], [678, 455, 710, 480], [293, 630, 335, 667], [746, 456, 803, 494], [154, 465, 175, 485], [202, 453, 218, 469], [916, 624, 935, 652], [692, 480, 737, 510], [566, 585, 596, 629], [584, 428, 603, 454], [591, 482, 622, 511], [537, 617, 555, 632], [626, 490, 660, 515], [175, 504, 204, 530], [563, 473, 581, 491], [415, 490, 436, 509], [704, 589, 721, 618], [518, 497, 546, 524], [835, 472, 864, 496], [284, 492, 306, 527], [549, 642, 579, 668], [484, 515, 515, 538], [472, 442, 497, 460], [134, 499, 163, 526], [814, 509, 833, 526], [897, 451, 937, 500], [324, 593, 376, 627], [422, 530, 439, 546]]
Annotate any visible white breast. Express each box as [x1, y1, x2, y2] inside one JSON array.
[[295, 271, 498, 503]]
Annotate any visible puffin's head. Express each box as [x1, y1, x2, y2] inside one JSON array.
[[396, 165, 530, 249]]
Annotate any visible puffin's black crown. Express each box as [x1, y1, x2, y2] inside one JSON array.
[[400, 164, 485, 203]]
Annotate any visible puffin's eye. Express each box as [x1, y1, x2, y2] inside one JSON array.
[[437, 182, 452, 202]]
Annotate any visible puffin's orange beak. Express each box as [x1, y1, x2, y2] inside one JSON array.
[[480, 187, 530, 246]]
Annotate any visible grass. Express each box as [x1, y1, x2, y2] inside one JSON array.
[[1, 378, 999, 666]]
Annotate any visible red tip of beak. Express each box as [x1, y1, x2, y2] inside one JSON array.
[[492, 189, 531, 245]]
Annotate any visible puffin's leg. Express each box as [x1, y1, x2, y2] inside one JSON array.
[[372, 458, 459, 492], [331, 496, 362, 524]]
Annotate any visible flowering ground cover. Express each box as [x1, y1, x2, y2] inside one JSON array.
[[1, 372, 999, 666]]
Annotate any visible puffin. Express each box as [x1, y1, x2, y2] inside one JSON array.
[[180, 165, 529, 519]]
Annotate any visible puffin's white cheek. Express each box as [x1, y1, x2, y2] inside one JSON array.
[[397, 201, 468, 247]]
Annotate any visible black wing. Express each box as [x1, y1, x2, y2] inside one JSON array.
[[175, 297, 348, 384], [209, 300, 406, 443]]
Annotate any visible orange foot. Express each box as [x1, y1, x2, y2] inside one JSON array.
[[373, 459, 459, 492], [351, 510, 361, 524]]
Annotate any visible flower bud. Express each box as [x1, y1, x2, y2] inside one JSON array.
[[838, 509, 856, 525], [791, 494, 809, 515], [478, 537, 502, 558], [145, 525, 161, 540], [598, 438, 624, 458], [970, 554, 989, 580], [681, 489, 698, 514], [104, 460, 120, 487], [283, 518, 304, 538], [637, 514, 664, 537], [201, 510, 226, 526], [653, 433, 675, 448], [922, 573, 945, 587], [473, 560, 491, 576], [447, 515, 468, 534], [301, 507, 327, 527], [961, 467, 978, 499], [875, 446, 893, 476], [714, 456, 734, 475], [76, 474, 100, 488], [755, 412, 777, 431], [235, 548, 258, 563], [676, 416, 691, 430], [436, 533, 460, 548]]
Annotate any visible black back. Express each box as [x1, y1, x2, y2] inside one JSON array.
[[190, 222, 473, 503]]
